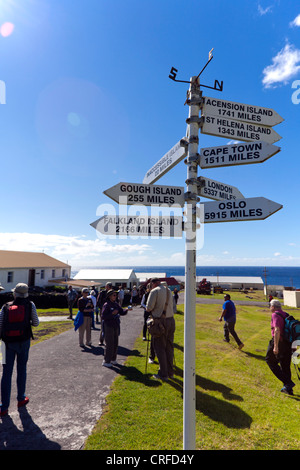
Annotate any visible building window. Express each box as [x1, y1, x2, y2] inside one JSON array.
[[7, 271, 14, 283], [41, 270, 45, 280], [62, 269, 66, 277], [52, 269, 55, 278]]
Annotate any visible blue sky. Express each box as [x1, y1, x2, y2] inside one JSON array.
[[0, 0, 300, 269]]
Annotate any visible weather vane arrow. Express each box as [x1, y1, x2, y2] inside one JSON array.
[[168, 48, 223, 91]]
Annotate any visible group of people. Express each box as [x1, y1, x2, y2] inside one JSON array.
[[0, 279, 297, 417]]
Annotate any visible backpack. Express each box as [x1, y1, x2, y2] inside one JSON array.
[[275, 311, 300, 345], [276, 311, 300, 380], [1, 299, 33, 343]]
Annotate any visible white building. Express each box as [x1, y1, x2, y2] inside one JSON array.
[[74, 269, 139, 289], [175, 275, 264, 290], [0, 250, 71, 292]]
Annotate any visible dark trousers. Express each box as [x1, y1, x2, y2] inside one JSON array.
[[265, 338, 292, 387], [104, 325, 119, 363], [1, 339, 30, 411], [153, 317, 175, 379], [224, 319, 242, 346]]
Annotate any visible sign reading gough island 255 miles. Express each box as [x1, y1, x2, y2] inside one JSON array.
[[104, 182, 185, 207], [201, 115, 282, 144], [201, 96, 284, 127]]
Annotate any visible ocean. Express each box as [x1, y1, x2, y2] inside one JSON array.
[[72, 266, 300, 289]]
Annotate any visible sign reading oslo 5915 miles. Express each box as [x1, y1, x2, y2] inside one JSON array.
[[201, 197, 283, 223], [104, 182, 185, 207]]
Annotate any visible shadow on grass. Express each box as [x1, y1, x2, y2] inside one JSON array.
[[169, 366, 252, 429]]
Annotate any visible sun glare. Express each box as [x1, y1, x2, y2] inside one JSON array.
[[0, 21, 14, 37]]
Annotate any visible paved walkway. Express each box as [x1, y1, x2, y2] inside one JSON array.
[[0, 305, 144, 450]]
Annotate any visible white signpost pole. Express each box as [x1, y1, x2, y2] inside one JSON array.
[[183, 77, 201, 450]]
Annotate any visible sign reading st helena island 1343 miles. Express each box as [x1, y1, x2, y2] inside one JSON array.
[[200, 115, 282, 144], [200, 197, 283, 223], [199, 141, 281, 169]]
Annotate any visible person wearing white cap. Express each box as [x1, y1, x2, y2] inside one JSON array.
[[0, 283, 39, 417]]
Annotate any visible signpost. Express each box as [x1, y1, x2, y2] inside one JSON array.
[[92, 53, 284, 452], [200, 114, 282, 144], [201, 197, 282, 223], [143, 138, 187, 184], [91, 215, 183, 237], [197, 176, 244, 201], [199, 141, 280, 169], [200, 96, 284, 127], [104, 182, 185, 207]]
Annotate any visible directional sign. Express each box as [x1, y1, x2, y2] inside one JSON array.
[[198, 176, 244, 201], [104, 182, 185, 207], [200, 115, 282, 144], [201, 96, 284, 127], [90, 215, 183, 237], [143, 138, 187, 184], [200, 197, 282, 223], [199, 141, 280, 169]]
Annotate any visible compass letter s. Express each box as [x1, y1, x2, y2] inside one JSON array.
[[169, 67, 178, 81]]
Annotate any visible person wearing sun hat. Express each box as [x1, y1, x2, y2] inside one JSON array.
[[0, 283, 39, 417], [101, 289, 128, 368]]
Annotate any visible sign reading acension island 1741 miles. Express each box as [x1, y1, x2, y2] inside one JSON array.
[[200, 96, 284, 126], [199, 141, 281, 169]]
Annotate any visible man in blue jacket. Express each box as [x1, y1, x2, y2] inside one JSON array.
[[219, 294, 244, 349]]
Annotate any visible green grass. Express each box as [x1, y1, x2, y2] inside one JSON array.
[[84, 302, 300, 451]]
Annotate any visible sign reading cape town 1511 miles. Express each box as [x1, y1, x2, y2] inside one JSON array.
[[199, 141, 281, 169]]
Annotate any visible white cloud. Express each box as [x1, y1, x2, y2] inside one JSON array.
[[0, 232, 151, 267], [258, 5, 272, 16], [262, 43, 300, 88], [274, 252, 281, 256], [290, 14, 300, 27]]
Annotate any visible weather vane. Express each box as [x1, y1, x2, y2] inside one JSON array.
[[168, 48, 223, 91]]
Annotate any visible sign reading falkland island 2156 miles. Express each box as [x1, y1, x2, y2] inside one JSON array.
[[200, 96, 284, 127], [199, 141, 280, 169], [201, 197, 282, 223], [90, 215, 183, 237], [200, 115, 282, 144], [104, 182, 185, 207]]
